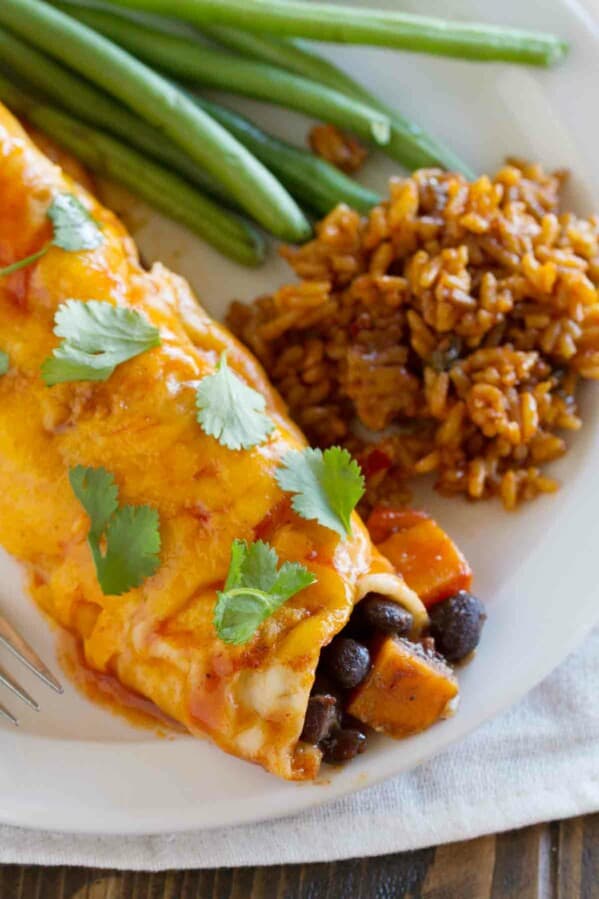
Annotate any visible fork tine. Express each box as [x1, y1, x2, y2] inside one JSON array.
[[0, 699, 18, 726], [0, 663, 39, 711], [0, 615, 63, 694]]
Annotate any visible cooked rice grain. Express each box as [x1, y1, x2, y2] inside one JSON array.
[[227, 163, 599, 510], [308, 124, 369, 174]]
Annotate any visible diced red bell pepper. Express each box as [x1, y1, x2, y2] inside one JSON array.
[[360, 448, 392, 481]]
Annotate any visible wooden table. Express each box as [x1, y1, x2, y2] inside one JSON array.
[[1, 814, 597, 898]]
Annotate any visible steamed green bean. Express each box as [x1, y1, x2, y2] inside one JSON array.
[[194, 96, 381, 215], [0, 73, 265, 266], [0, 0, 311, 241], [54, 5, 392, 147], [90, 0, 568, 66], [0, 26, 231, 203], [202, 27, 474, 176]]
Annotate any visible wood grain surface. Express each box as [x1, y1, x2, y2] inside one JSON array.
[[1, 814, 597, 899]]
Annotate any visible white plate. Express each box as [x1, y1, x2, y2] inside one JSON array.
[[1, 0, 598, 835]]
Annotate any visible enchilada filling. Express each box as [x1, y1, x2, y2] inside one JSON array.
[[300, 585, 484, 765]]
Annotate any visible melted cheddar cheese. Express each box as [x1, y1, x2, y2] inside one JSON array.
[[0, 105, 423, 779]]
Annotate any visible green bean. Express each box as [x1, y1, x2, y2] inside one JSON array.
[[89, 0, 568, 66], [201, 27, 371, 98], [0, 26, 232, 204], [54, 5, 391, 147], [2, 20, 377, 216], [0, 73, 265, 266], [202, 27, 474, 176], [193, 96, 381, 216], [0, 0, 310, 241]]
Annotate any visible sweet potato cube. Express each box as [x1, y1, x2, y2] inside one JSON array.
[[377, 518, 472, 607], [347, 637, 458, 738], [366, 506, 429, 544]]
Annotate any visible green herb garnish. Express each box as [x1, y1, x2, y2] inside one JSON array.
[[214, 539, 316, 645], [69, 465, 161, 596], [0, 351, 9, 376], [0, 193, 103, 277], [275, 447, 365, 538], [195, 352, 274, 450], [41, 299, 161, 386]]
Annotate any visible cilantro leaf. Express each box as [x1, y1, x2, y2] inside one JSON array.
[[0, 351, 9, 376], [69, 465, 161, 596], [275, 447, 365, 538], [0, 192, 103, 277], [227, 538, 278, 593], [195, 353, 274, 451], [99, 505, 161, 596], [41, 345, 114, 386], [47, 193, 103, 253], [214, 539, 316, 645], [69, 465, 118, 542], [42, 299, 161, 386]]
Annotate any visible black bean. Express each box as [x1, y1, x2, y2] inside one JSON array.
[[310, 671, 342, 701], [321, 728, 367, 764], [360, 594, 413, 636], [335, 612, 363, 640], [323, 637, 371, 689], [428, 591, 486, 662], [301, 694, 339, 744], [340, 712, 367, 734]]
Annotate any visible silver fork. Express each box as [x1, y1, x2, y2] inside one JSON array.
[[0, 614, 63, 724]]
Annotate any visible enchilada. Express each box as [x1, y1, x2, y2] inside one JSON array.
[[0, 103, 468, 779]]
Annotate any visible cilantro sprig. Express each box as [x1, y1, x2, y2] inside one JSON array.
[[69, 465, 161, 596], [41, 299, 161, 386], [275, 447, 365, 538], [0, 351, 8, 376], [214, 539, 316, 645], [0, 193, 103, 277], [195, 353, 274, 451]]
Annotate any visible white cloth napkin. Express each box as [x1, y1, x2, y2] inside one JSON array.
[[1, 626, 597, 869]]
